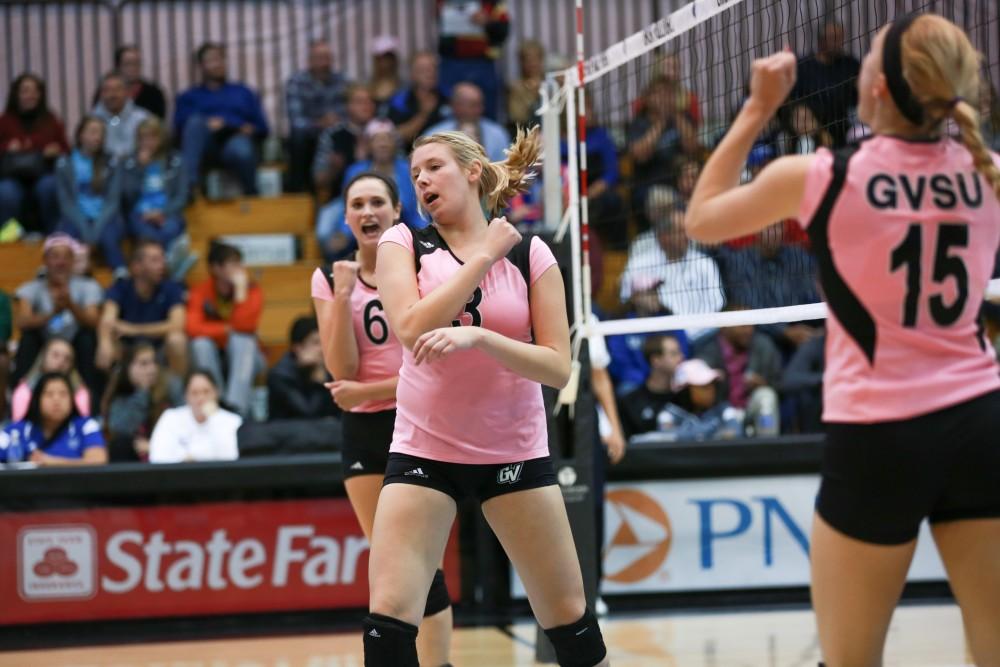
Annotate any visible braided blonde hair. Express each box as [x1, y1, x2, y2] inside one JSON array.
[[898, 14, 1000, 198], [412, 126, 543, 217]]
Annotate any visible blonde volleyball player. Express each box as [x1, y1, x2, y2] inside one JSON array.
[[311, 172, 453, 666], [686, 14, 1000, 667], [360, 128, 609, 667]]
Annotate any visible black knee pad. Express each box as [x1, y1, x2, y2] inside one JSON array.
[[362, 613, 418, 667], [423, 569, 451, 617], [543, 608, 607, 667]]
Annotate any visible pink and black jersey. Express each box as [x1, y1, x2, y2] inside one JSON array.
[[311, 267, 401, 413], [798, 136, 1000, 423], [378, 224, 558, 464]]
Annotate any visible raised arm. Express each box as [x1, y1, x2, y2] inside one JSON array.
[[314, 262, 361, 380], [686, 51, 815, 244], [377, 219, 520, 349]]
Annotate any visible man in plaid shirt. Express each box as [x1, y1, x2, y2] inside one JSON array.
[[285, 39, 351, 192]]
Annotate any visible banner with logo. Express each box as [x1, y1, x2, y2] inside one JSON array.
[[0, 499, 460, 625], [512, 475, 947, 597], [601, 475, 946, 593]]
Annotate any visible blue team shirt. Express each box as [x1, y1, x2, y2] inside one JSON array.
[[0, 417, 105, 462], [106, 278, 185, 327]]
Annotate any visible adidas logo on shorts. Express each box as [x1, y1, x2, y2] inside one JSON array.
[[368, 629, 381, 638], [404, 467, 428, 478], [350, 461, 364, 470], [420, 240, 435, 249]]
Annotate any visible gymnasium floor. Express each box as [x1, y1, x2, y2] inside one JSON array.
[[0, 602, 970, 667]]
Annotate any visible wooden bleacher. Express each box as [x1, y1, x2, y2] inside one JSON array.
[[0, 194, 322, 365]]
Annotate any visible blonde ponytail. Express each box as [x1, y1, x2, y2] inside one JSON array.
[[898, 14, 1000, 199], [952, 100, 1000, 199], [479, 126, 543, 216], [412, 125, 543, 218]]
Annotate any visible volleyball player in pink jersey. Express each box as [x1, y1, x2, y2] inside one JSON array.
[[311, 172, 453, 666], [686, 14, 1000, 667], [359, 128, 609, 666]]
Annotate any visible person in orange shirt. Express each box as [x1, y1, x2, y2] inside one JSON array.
[[186, 241, 264, 416]]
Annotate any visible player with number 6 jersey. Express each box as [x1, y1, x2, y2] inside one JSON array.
[[311, 172, 453, 667], [685, 14, 1000, 666]]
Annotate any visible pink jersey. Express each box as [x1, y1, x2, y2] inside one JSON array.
[[311, 267, 401, 413], [798, 136, 1000, 423], [378, 224, 558, 464]]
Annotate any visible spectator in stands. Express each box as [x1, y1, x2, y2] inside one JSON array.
[[0, 290, 10, 417], [186, 242, 264, 417], [507, 40, 545, 132], [285, 39, 351, 193], [675, 156, 701, 204], [10, 336, 92, 422], [617, 334, 685, 438], [266, 316, 339, 421], [312, 84, 376, 200], [627, 76, 695, 229], [109, 45, 167, 118], [316, 120, 425, 262], [695, 312, 782, 436], [424, 82, 511, 161], [436, 0, 509, 120], [784, 104, 834, 155], [0, 372, 106, 465], [606, 275, 690, 396], [101, 342, 181, 462], [619, 188, 724, 338], [791, 19, 860, 147], [388, 51, 451, 152], [647, 51, 701, 126], [13, 234, 102, 390], [588, 314, 627, 463], [782, 328, 825, 434], [0, 73, 66, 236], [55, 115, 126, 271], [368, 35, 404, 115], [718, 222, 820, 353], [561, 97, 623, 247], [92, 71, 150, 159], [658, 359, 745, 441], [120, 117, 192, 276], [174, 42, 269, 196], [96, 239, 187, 375], [149, 369, 240, 462]]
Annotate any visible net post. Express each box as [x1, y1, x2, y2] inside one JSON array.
[[534, 1, 599, 663]]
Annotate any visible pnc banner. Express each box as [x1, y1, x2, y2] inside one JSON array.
[[0, 499, 460, 625], [600, 475, 947, 593]]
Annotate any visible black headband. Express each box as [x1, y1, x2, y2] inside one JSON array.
[[883, 14, 925, 126]]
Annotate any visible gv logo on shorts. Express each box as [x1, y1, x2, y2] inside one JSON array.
[[497, 463, 524, 485]]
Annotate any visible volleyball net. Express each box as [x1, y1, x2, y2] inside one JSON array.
[[545, 0, 1000, 368]]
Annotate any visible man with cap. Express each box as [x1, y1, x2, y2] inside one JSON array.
[[12, 233, 103, 390]]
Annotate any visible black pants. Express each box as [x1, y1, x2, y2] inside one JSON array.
[[286, 128, 319, 193]]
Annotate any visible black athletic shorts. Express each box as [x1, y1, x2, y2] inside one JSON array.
[[383, 452, 557, 503], [340, 410, 395, 479], [817, 389, 1000, 545]]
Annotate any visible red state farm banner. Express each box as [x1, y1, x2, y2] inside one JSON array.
[[0, 498, 460, 625]]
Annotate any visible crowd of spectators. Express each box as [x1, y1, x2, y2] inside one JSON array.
[[1, 11, 999, 467]]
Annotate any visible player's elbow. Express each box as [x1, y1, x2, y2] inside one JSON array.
[[684, 205, 725, 244], [547, 355, 573, 390]]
